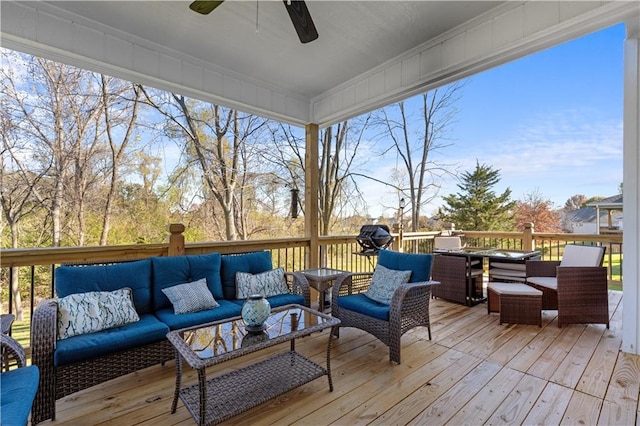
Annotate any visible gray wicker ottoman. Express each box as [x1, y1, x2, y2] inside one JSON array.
[[487, 282, 542, 326]]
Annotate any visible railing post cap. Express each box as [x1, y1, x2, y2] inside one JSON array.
[[168, 223, 185, 234]]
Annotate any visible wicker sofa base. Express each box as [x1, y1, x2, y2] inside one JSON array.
[[32, 340, 174, 424]]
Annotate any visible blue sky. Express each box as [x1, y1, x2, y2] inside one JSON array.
[[361, 22, 625, 218]]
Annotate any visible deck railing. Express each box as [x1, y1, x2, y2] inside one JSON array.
[[0, 224, 623, 351]]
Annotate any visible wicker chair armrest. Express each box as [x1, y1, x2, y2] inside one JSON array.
[[31, 299, 58, 372], [1, 333, 27, 368], [526, 260, 561, 277], [557, 266, 608, 285], [332, 272, 373, 297], [285, 271, 311, 307], [390, 281, 437, 309]]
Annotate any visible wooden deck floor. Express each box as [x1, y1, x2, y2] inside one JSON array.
[[43, 291, 639, 425]]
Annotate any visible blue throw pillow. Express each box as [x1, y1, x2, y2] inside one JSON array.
[[377, 250, 434, 283], [220, 251, 273, 300], [55, 259, 153, 314]]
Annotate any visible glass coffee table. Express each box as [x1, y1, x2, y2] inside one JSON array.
[[166, 304, 340, 426]]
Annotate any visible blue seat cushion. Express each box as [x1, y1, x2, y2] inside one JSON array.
[[152, 253, 223, 310], [229, 293, 305, 309], [377, 250, 434, 283], [220, 251, 273, 300], [55, 259, 153, 314], [155, 300, 242, 330], [1, 365, 39, 426], [54, 314, 169, 366], [336, 294, 390, 321]]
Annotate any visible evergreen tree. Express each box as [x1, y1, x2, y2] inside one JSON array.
[[437, 161, 515, 231]]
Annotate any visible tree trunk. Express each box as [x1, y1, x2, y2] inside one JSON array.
[[9, 222, 24, 320]]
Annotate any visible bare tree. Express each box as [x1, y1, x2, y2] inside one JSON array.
[[264, 117, 371, 235], [374, 82, 464, 231], [0, 103, 46, 318], [99, 77, 142, 245], [141, 89, 268, 240], [1, 52, 106, 246]]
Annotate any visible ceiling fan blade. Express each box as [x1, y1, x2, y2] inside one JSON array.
[[189, 1, 224, 15], [282, 0, 318, 44]]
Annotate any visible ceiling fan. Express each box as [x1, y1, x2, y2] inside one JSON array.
[[189, 0, 319, 44]]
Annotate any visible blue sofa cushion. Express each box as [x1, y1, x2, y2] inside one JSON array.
[[55, 259, 153, 314], [229, 293, 305, 309], [336, 294, 389, 321], [220, 251, 273, 300], [54, 314, 169, 366], [377, 250, 434, 283], [151, 253, 223, 310], [1, 365, 39, 426], [155, 300, 242, 330]]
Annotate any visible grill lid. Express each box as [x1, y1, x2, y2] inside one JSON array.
[[355, 224, 393, 254]]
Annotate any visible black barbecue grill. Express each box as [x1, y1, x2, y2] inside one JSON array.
[[355, 224, 393, 255]]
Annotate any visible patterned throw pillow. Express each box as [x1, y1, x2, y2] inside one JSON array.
[[162, 278, 220, 314], [57, 287, 140, 340], [236, 268, 289, 299], [364, 264, 412, 305]]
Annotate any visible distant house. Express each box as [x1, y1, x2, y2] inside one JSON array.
[[565, 194, 623, 234]]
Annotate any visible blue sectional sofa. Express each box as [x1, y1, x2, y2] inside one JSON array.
[[30, 251, 310, 424]]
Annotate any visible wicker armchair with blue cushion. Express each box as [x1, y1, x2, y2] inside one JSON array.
[[1, 334, 40, 426], [331, 250, 435, 364]]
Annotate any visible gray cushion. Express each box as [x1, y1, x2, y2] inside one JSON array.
[[57, 288, 139, 339], [364, 264, 411, 305], [162, 278, 220, 314], [488, 282, 542, 296], [527, 276, 557, 289], [221, 251, 273, 299], [236, 268, 289, 299]]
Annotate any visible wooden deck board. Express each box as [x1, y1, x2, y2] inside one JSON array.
[[40, 291, 640, 426], [484, 373, 548, 425]]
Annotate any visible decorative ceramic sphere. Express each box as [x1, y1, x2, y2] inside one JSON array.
[[241, 294, 271, 332]]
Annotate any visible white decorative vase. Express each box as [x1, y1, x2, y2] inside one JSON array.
[[242, 294, 271, 332]]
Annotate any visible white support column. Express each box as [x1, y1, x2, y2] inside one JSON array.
[[622, 19, 640, 355]]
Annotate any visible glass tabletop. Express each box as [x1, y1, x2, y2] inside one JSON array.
[[435, 248, 540, 259], [300, 268, 348, 280], [171, 304, 339, 362]]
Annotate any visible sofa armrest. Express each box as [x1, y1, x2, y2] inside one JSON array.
[[285, 272, 311, 307], [1, 333, 27, 369], [30, 299, 59, 424], [526, 260, 561, 277]]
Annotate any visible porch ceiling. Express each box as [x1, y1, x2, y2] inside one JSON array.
[[1, 1, 639, 126]]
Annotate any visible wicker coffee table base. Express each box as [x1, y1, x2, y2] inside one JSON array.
[[179, 351, 326, 425], [168, 305, 340, 426]]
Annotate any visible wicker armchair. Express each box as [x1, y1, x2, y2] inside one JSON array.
[[526, 244, 609, 328], [2, 334, 40, 426], [331, 250, 435, 364]]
